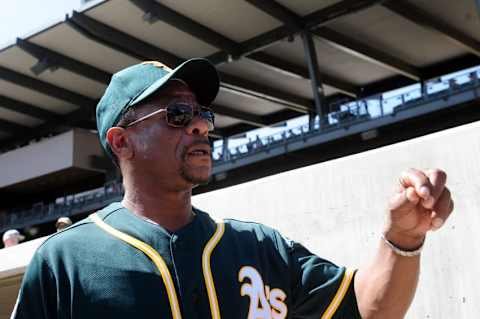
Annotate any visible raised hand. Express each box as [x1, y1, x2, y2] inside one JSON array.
[[384, 168, 454, 249]]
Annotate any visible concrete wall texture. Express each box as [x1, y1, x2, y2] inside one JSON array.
[[0, 130, 73, 188], [72, 128, 104, 171], [0, 129, 103, 188], [193, 120, 480, 318]]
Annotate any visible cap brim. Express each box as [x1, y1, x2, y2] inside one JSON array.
[[130, 58, 219, 107]]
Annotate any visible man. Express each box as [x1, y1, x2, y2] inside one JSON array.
[[2, 229, 25, 248], [12, 59, 453, 319], [55, 217, 72, 232]]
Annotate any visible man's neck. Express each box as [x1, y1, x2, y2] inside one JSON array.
[[121, 185, 194, 233]]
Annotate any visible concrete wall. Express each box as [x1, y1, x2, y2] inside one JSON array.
[[0, 131, 73, 188], [73, 128, 104, 171], [193, 120, 480, 319], [0, 129, 104, 188], [0, 237, 48, 319]]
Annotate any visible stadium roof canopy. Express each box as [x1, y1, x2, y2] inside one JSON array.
[[0, 0, 479, 150]]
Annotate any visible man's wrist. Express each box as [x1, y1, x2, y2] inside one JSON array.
[[383, 230, 426, 252]]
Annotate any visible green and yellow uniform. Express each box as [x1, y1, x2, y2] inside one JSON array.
[[12, 202, 361, 318]]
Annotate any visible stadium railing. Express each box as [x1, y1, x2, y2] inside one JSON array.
[[212, 69, 480, 162]]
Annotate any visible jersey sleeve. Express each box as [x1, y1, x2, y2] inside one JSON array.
[[10, 251, 58, 319], [288, 240, 362, 319]]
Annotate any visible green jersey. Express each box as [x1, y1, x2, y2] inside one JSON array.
[[12, 202, 361, 319]]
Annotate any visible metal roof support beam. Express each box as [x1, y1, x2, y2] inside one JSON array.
[[422, 54, 480, 79], [248, 94, 353, 131], [246, 52, 358, 97], [262, 109, 305, 126], [244, 0, 417, 93], [0, 119, 32, 135], [129, 0, 241, 57], [383, 1, 480, 57], [243, 0, 303, 30], [221, 137, 230, 161], [15, 41, 268, 128], [67, 12, 312, 114], [220, 73, 313, 113], [129, 0, 357, 98], [313, 28, 422, 81], [301, 31, 326, 127], [361, 54, 480, 96], [68, 11, 182, 66], [215, 123, 260, 138], [0, 42, 105, 149], [0, 107, 96, 151], [30, 57, 59, 76], [304, 0, 387, 29], [17, 38, 111, 84], [211, 0, 385, 60], [0, 66, 96, 111], [213, 104, 266, 127], [0, 95, 63, 121], [208, 131, 224, 139]]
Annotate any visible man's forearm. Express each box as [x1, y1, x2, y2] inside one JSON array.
[[353, 168, 453, 318], [354, 240, 421, 319]]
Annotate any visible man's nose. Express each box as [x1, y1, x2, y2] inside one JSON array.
[[185, 116, 210, 136]]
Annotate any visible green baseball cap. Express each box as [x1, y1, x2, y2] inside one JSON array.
[[96, 58, 219, 157]]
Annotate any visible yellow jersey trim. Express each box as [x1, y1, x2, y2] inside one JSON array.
[[321, 268, 356, 319], [90, 213, 225, 319], [202, 221, 225, 319]]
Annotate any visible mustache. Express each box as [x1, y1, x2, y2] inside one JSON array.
[[181, 138, 211, 159]]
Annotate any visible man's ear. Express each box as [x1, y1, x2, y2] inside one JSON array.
[[106, 127, 134, 160]]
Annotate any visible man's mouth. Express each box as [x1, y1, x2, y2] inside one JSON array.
[[186, 144, 211, 157], [188, 150, 210, 156]]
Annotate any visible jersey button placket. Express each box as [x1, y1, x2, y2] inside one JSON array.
[[169, 234, 183, 302], [192, 289, 200, 303]]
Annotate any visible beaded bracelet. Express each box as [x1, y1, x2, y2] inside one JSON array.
[[380, 234, 424, 257]]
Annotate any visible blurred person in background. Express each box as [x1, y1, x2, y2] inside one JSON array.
[[2, 229, 25, 248], [55, 217, 72, 232]]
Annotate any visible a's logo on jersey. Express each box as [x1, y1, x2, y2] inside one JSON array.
[[238, 266, 287, 319]]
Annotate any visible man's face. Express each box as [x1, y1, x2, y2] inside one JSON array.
[[56, 223, 69, 232], [4, 237, 20, 247], [124, 80, 212, 189]]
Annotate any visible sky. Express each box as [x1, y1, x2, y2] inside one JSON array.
[[0, 0, 80, 48]]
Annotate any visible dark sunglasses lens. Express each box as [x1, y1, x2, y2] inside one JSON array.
[[166, 104, 193, 127], [166, 104, 215, 131]]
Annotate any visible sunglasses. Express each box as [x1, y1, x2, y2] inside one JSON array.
[[122, 102, 215, 131]]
